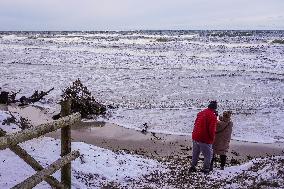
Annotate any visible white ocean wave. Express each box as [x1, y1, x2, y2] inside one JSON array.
[[0, 31, 283, 143]]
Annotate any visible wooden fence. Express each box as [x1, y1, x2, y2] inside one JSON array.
[[0, 100, 81, 189]]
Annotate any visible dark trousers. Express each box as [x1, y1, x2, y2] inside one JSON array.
[[211, 154, 227, 169]]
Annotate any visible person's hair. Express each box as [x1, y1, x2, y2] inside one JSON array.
[[223, 111, 232, 118], [208, 100, 217, 110]]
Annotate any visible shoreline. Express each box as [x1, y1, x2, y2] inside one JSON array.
[[5, 105, 284, 162], [94, 120, 281, 145], [46, 120, 284, 162], [5, 104, 284, 144]]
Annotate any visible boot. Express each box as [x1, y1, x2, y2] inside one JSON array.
[[210, 155, 215, 171], [220, 155, 227, 170], [189, 166, 197, 173]]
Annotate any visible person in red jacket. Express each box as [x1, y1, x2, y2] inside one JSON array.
[[189, 101, 218, 173]]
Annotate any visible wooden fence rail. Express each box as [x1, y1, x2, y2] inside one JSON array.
[[12, 151, 80, 189], [0, 129, 64, 188], [0, 100, 81, 189], [0, 113, 81, 150]]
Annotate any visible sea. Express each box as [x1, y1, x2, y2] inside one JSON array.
[[0, 30, 283, 143]]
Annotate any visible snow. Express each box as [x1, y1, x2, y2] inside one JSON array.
[[211, 161, 254, 180], [0, 110, 283, 188], [210, 156, 284, 189], [0, 110, 167, 188], [0, 110, 21, 133], [0, 137, 167, 189]]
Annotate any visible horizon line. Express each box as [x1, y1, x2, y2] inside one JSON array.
[[0, 29, 284, 32]]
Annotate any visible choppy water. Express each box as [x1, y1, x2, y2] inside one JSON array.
[[0, 30, 284, 143]]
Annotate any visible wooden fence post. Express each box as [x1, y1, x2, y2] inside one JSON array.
[[60, 99, 72, 188]]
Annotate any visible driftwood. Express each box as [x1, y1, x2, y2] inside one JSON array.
[[9, 90, 22, 103], [0, 89, 22, 104], [0, 91, 9, 104], [12, 151, 80, 189], [0, 88, 53, 105], [0, 112, 81, 150], [1, 112, 32, 130], [0, 129, 64, 189], [19, 88, 54, 106]]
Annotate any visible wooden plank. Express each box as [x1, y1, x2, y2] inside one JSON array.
[[0, 129, 64, 188], [60, 100, 72, 188], [12, 151, 80, 189], [10, 145, 65, 189], [0, 112, 81, 150]]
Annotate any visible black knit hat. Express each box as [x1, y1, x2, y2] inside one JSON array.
[[208, 100, 217, 110]]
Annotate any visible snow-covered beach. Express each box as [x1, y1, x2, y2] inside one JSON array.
[[0, 105, 284, 188]]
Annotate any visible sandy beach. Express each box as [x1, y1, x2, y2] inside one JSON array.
[[2, 101, 284, 188], [8, 105, 284, 162], [46, 120, 284, 162]]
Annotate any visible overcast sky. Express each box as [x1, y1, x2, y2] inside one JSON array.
[[0, 0, 283, 31]]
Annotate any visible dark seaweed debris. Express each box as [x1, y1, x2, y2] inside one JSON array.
[[57, 79, 106, 119]]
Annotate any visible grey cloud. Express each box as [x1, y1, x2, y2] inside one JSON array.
[[0, 0, 283, 30]]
